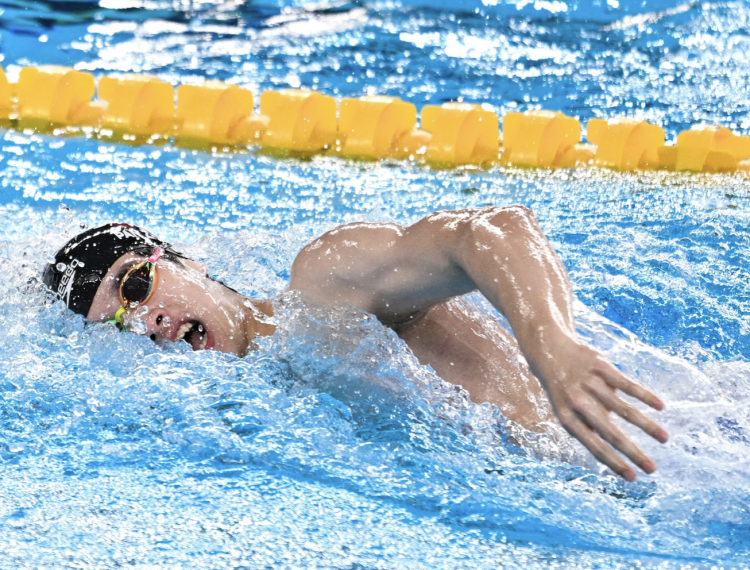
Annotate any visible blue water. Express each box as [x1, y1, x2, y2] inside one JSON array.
[[1, 0, 750, 568]]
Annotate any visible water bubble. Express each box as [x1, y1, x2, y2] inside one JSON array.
[[56, 263, 66, 272], [162, 316, 171, 326], [77, 261, 84, 268], [129, 319, 148, 335]]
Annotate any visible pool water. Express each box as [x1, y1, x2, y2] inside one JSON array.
[[1, 0, 750, 567]]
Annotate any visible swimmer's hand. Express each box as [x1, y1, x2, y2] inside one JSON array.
[[532, 337, 669, 481]]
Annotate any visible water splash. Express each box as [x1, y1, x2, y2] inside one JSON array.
[[1, 0, 750, 566]]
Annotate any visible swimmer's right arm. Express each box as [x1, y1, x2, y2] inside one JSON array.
[[290, 206, 669, 481]]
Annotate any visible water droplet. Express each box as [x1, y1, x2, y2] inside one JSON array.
[[77, 261, 84, 268], [159, 302, 164, 308], [135, 305, 149, 318], [130, 319, 148, 335], [47, 257, 56, 264], [243, 299, 252, 307], [56, 263, 66, 272], [198, 325, 204, 333], [162, 316, 171, 326], [58, 203, 69, 212], [80, 222, 88, 229]]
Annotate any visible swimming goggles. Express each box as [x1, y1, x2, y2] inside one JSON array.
[[108, 247, 163, 329]]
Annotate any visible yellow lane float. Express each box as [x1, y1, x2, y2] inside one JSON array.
[[501, 110, 586, 168], [177, 81, 260, 145], [586, 118, 665, 171], [98, 75, 176, 136], [0, 66, 11, 120], [657, 125, 750, 173], [0, 67, 13, 119], [259, 89, 337, 152], [2, 63, 750, 175], [16, 66, 101, 126], [420, 102, 499, 166], [338, 95, 417, 159]]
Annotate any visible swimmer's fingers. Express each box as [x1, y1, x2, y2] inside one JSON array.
[[596, 359, 665, 411], [559, 409, 638, 482], [586, 381, 669, 444], [576, 391, 658, 477]]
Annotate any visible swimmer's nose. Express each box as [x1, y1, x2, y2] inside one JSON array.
[[143, 309, 172, 342]]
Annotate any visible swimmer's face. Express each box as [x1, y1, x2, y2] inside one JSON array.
[[87, 252, 253, 355]]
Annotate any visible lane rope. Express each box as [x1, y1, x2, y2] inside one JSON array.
[[2, 64, 749, 173]]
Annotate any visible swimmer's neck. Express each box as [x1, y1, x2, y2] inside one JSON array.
[[240, 297, 276, 346]]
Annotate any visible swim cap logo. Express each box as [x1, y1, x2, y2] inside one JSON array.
[[57, 259, 83, 306]]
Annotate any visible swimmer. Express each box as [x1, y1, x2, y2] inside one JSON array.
[[42, 206, 668, 481]]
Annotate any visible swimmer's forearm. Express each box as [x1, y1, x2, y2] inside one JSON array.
[[452, 207, 668, 479], [452, 206, 578, 376]]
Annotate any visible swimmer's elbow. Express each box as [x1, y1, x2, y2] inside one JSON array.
[[454, 206, 538, 251], [481, 205, 537, 228]]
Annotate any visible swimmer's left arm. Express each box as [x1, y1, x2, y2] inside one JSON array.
[[290, 206, 669, 480]]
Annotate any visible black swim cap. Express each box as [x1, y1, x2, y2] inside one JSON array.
[[42, 223, 183, 318]]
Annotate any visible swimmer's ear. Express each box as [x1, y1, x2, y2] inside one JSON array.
[[183, 258, 208, 275]]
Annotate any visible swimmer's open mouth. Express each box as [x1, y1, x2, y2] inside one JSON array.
[[175, 320, 208, 350]]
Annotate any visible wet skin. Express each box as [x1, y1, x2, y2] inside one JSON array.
[[88, 206, 669, 481], [87, 255, 275, 355]]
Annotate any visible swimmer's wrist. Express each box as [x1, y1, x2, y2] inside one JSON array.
[[520, 333, 586, 385]]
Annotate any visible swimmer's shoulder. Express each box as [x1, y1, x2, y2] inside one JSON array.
[[296, 221, 405, 261], [289, 221, 405, 307]]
